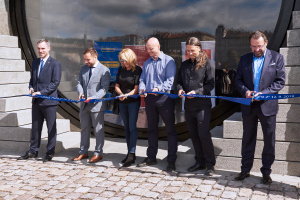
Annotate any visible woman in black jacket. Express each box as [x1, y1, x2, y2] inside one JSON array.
[[176, 37, 216, 176], [115, 48, 142, 167]]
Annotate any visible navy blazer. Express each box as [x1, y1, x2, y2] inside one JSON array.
[[29, 56, 62, 106], [235, 49, 285, 116]]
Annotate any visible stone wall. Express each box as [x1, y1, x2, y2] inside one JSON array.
[[0, 0, 12, 35]]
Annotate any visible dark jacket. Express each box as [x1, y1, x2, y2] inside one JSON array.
[[235, 49, 285, 116], [176, 58, 215, 112], [29, 56, 61, 106]]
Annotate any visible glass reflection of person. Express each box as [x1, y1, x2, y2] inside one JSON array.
[[115, 49, 142, 167], [138, 37, 178, 172], [177, 37, 216, 176]]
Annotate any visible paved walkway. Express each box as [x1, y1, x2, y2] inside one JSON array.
[[0, 137, 300, 200]]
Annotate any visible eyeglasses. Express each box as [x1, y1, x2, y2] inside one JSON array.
[[120, 59, 126, 63], [250, 43, 266, 49]]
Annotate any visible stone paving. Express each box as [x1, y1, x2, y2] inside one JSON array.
[[0, 137, 300, 200]]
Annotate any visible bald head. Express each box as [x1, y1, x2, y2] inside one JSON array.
[[146, 37, 161, 60]]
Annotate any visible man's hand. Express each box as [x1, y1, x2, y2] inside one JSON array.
[[149, 87, 159, 96], [178, 90, 185, 98], [79, 93, 85, 100], [29, 88, 34, 95], [253, 92, 262, 101], [84, 97, 92, 103], [140, 89, 147, 97], [32, 91, 41, 98], [187, 90, 196, 99], [245, 91, 255, 98]]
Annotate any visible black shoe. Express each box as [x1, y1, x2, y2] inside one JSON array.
[[235, 171, 250, 181], [187, 163, 206, 172], [166, 162, 176, 172], [17, 151, 38, 160], [261, 174, 272, 184], [205, 166, 215, 176], [122, 153, 135, 167], [121, 153, 129, 164], [43, 154, 53, 163], [137, 157, 157, 167]]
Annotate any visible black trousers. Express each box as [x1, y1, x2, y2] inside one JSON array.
[[144, 94, 177, 162], [241, 106, 276, 175], [185, 107, 216, 167], [29, 103, 58, 155]]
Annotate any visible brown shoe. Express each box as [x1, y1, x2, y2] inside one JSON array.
[[89, 155, 102, 163], [72, 154, 89, 161]]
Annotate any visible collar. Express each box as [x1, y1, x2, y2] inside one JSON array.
[[41, 55, 50, 63], [151, 51, 163, 61], [92, 60, 99, 68]]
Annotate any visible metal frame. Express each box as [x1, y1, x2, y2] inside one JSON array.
[[9, 0, 298, 140]]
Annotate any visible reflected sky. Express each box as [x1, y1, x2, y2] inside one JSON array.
[[41, 0, 281, 40]]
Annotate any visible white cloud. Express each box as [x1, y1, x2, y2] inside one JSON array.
[[39, 0, 281, 40]]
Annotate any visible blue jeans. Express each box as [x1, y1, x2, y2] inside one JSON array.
[[119, 101, 140, 153]]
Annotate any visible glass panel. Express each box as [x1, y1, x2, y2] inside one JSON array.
[[25, 0, 282, 127]]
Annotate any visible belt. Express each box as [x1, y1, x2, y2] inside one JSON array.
[[165, 90, 174, 94]]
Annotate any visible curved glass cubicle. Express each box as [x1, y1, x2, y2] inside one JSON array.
[[10, 0, 296, 140]]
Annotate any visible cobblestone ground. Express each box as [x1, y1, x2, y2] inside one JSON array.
[[0, 157, 299, 200]]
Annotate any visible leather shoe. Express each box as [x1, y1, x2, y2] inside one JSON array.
[[137, 158, 157, 167], [89, 155, 102, 163], [205, 166, 215, 176], [261, 174, 272, 184], [17, 151, 38, 160], [187, 163, 206, 172], [72, 154, 89, 161], [235, 171, 250, 181], [43, 154, 53, 163], [166, 162, 176, 172]]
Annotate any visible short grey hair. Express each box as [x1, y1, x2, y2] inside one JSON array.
[[37, 39, 50, 47]]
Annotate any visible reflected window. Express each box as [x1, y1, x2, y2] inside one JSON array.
[[25, 0, 282, 127]]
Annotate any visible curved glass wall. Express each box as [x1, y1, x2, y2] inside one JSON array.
[[25, 0, 281, 128]]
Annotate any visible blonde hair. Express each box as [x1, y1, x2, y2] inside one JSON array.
[[118, 48, 137, 71]]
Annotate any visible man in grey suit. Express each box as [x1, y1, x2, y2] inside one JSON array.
[[235, 31, 285, 184], [72, 47, 110, 163], [18, 39, 61, 162]]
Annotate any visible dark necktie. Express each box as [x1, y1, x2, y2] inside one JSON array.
[[89, 67, 93, 80], [39, 60, 44, 77]]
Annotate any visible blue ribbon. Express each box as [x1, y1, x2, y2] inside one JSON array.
[[26, 93, 300, 106], [27, 94, 140, 104], [254, 93, 300, 100]]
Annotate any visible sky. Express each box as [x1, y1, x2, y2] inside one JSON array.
[[39, 0, 282, 40]]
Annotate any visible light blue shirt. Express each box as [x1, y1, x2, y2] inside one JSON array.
[[139, 52, 176, 92], [253, 49, 267, 93]]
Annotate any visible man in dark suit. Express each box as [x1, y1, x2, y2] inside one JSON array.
[[18, 39, 61, 162], [72, 47, 110, 163], [235, 31, 285, 184]]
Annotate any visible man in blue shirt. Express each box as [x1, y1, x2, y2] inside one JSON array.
[[138, 37, 178, 172], [235, 31, 285, 184]]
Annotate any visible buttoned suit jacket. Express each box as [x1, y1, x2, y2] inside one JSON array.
[[235, 49, 285, 116], [29, 56, 61, 106], [77, 62, 110, 113]]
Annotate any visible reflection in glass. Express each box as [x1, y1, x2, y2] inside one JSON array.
[[25, 0, 281, 128]]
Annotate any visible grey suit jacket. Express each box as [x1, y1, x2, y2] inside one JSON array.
[[235, 49, 285, 116], [77, 62, 111, 112]]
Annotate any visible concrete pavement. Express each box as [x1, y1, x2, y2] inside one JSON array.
[[0, 136, 300, 199]]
